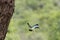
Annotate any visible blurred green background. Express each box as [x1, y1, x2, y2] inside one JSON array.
[[5, 0, 60, 40]]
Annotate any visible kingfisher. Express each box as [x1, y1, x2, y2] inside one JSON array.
[[27, 23, 39, 31]]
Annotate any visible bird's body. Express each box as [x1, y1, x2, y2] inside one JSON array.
[[27, 23, 39, 31]]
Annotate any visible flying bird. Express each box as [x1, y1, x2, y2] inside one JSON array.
[[27, 23, 39, 31]]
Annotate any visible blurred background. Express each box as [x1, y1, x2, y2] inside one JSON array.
[[5, 0, 60, 40]]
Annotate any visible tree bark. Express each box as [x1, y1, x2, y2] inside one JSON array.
[[0, 0, 14, 40]]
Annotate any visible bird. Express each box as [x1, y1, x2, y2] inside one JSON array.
[[27, 23, 39, 31]]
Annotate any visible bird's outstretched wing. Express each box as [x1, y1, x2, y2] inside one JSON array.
[[27, 23, 32, 28]]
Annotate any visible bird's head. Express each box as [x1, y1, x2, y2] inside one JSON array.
[[29, 29, 33, 31]]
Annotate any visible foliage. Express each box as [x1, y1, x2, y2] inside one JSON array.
[[5, 0, 60, 40]]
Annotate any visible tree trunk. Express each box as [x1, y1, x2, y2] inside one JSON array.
[[0, 0, 14, 40]]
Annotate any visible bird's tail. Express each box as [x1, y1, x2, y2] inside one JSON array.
[[27, 23, 31, 27]]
